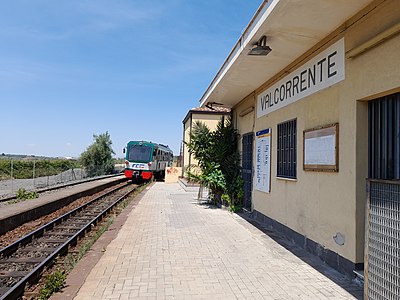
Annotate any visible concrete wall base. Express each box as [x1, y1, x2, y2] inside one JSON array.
[[178, 178, 200, 192], [251, 209, 364, 278]]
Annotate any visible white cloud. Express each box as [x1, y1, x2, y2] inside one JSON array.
[[76, 1, 167, 32], [0, 2, 166, 41]]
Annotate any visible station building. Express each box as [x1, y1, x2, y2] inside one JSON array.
[[198, 0, 400, 287], [182, 106, 230, 177]]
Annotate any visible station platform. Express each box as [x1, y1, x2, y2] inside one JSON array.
[[53, 182, 363, 300], [0, 175, 127, 235]]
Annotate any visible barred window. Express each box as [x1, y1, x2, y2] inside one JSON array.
[[277, 119, 297, 179], [368, 93, 400, 180]]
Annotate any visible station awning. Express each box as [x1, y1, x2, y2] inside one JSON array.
[[199, 0, 374, 108]]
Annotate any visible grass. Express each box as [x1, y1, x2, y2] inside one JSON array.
[[7, 188, 39, 204], [63, 216, 114, 272], [37, 270, 66, 300], [16, 188, 39, 199]]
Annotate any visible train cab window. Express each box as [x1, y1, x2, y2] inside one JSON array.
[[128, 145, 152, 162]]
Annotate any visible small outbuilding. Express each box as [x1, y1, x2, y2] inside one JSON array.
[[182, 106, 231, 178]]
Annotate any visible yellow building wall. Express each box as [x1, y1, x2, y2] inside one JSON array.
[[234, 94, 255, 156], [237, 0, 400, 264], [182, 112, 228, 177], [192, 113, 225, 131], [183, 120, 191, 176]]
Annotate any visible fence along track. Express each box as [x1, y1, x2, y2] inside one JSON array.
[[0, 173, 122, 203], [0, 181, 137, 300]]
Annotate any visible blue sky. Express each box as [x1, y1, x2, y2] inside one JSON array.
[[0, 1, 261, 158]]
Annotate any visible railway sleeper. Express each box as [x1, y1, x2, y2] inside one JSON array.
[[19, 247, 56, 253], [62, 221, 88, 226], [78, 212, 99, 215], [0, 271, 28, 278], [55, 225, 83, 229], [0, 287, 9, 296], [0, 257, 43, 264], [78, 215, 100, 219], [43, 232, 77, 237], [88, 209, 106, 213], [30, 241, 62, 248], [38, 238, 69, 244], [70, 216, 95, 220], [52, 228, 80, 233]]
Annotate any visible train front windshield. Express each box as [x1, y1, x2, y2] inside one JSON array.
[[127, 145, 152, 162]]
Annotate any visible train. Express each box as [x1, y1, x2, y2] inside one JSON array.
[[123, 141, 173, 181]]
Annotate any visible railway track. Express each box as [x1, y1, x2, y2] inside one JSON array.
[[0, 174, 122, 203], [0, 181, 138, 300]]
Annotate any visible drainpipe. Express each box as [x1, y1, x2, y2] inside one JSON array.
[[189, 113, 192, 170]]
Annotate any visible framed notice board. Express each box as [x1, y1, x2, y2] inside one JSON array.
[[303, 123, 339, 172]]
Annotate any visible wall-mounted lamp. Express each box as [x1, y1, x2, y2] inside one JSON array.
[[205, 101, 224, 110], [248, 35, 271, 56]]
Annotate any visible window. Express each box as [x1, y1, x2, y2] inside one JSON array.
[[277, 119, 297, 179], [369, 93, 400, 179], [128, 145, 152, 162]]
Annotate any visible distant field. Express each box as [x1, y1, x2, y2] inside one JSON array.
[[0, 154, 55, 160], [0, 159, 80, 180]]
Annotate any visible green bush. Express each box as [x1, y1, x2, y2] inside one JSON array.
[[16, 188, 39, 200], [185, 117, 244, 208], [37, 270, 66, 300]]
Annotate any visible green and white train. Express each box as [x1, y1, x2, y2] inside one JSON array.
[[123, 141, 173, 181]]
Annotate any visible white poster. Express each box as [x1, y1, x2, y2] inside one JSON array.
[[304, 134, 336, 165], [255, 128, 271, 193]]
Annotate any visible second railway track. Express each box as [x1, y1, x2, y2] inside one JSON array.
[[0, 181, 139, 300]]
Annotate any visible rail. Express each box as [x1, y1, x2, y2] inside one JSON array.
[[0, 173, 123, 203], [0, 181, 138, 299]]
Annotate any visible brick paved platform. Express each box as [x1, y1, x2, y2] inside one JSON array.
[[70, 182, 363, 300]]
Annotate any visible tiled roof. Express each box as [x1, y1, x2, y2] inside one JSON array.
[[183, 106, 231, 124], [189, 106, 231, 113]]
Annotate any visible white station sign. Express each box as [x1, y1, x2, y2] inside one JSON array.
[[255, 128, 271, 193], [257, 38, 345, 118]]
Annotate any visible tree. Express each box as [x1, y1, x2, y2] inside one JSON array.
[[213, 117, 243, 208], [185, 117, 243, 211], [80, 132, 115, 176]]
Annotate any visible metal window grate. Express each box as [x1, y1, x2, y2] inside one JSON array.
[[367, 180, 400, 300], [242, 133, 254, 210], [368, 93, 400, 180], [277, 119, 297, 178]]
